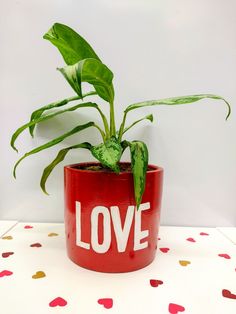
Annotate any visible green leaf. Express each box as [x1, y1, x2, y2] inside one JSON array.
[[43, 23, 100, 65], [59, 58, 114, 102], [127, 141, 149, 209], [123, 114, 153, 135], [124, 94, 231, 120], [13, 122, 94, 178], [29, 91, 96, 137], [91, 137, 122, 172], [11, 102, 98, 152], [40, 142, 92, 194]]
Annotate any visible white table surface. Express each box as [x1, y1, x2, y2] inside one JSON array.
[[0, 223, 235, 314], [0, 220, 18, 237]]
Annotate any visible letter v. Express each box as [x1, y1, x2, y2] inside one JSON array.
[[110, 205, 134, 253]]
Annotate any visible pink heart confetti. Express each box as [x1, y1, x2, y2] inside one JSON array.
[[186, 237, 196, 242], [200, 232, 209, 236], [49, 297, 67, 307], [98, 298, 113, 309], [24, 225, 33, 229], [0, 270, 13, 278], [159, 247, 170, 253], [169, 303, 185, 313], [150, 279, 163, 287], [218, 254, 231, 259]]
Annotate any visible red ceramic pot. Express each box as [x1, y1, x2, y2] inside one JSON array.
[[64, 162, 163, 273]]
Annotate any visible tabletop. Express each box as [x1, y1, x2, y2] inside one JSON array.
[[0, 221, 235, 314]]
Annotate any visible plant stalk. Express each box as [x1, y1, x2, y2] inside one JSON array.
[[118, 111, 127, 141], [94, 124, 106, 142], [110, 101, 116, 137], [96, 106, 110, 139]]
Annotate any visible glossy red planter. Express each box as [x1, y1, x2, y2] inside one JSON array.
[[64, 162, 163, 273]]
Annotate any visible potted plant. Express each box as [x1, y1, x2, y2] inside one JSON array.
[[11, 23, 231, 273]]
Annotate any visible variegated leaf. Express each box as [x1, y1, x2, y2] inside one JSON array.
[[58, 58, 114, 102], [91, 137, 122, 172], [124, 94, 231, 120], [128, 141, 148, 209], [40, 142, 91, 194], [13, 122, 94, 177], [43, 23, 100, 65]]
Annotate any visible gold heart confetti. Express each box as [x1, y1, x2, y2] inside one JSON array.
[[48, 233, 59, 237], [179, 260, 191, 266], [2, 236, 13, 240], [32, 271, 46, 279]]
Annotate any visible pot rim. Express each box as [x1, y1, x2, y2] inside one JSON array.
[[64, 161, 163, 174]]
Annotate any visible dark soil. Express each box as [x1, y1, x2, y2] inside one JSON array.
[[74, 163, 153, 172]]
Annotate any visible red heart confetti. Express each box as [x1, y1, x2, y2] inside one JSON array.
[[200, 232, 209, 236], [24, 225, 33, 229], [218, 254, 231, 259], [49, 297, 67, 307], [30, 243, 42, 248], [158, 237, 161, 240], [168, 303, 185, 313], [0, 270, 13, 278], [222, 289, 236, 300], [186, 237, 196, 242], [159, 247, 170, 253], [150, 279, 163, 287], [2, 252, 14, 258], [98, 298, 113, 309]]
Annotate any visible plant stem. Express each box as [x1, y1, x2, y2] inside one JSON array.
[[110, 101, 116, 137], [94, 124, 106, 142], [96, 106, 110, 139], [118, 111, 127, 141]]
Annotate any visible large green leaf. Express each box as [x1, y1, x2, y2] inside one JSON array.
[[40, 142, 92, 194], [29, 91, 96, 136], [59, 58, 114, 102], [11, 102, 98, 152], [43, 23, 100, 65], [124, 94, 231, 120], [13, 122, 94, 178], [91, 137, 122, 172], [126, 141, 148, 209]]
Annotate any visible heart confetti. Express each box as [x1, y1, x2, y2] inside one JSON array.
[[32, 271, 46, 279], [168, 303, 185, 313], [49, 297, 67, 307], [98, 298, 113, 309], [200, 232, 209, 236], [186, 237, 196, 242], [2, 252, 14, 258], [0, 270, 13, 278], [150, 279, 163, 287], [179, 260, 191, 267], [179, 261, 191, 266], [218, 254, 231, 259], [159, 247, 170, 253], [30, 243, 42, 248], [222, 289, 236, 300], [48, 233, 58, 237], [2, 236, 13, 240], [24, 225, 33, 229]]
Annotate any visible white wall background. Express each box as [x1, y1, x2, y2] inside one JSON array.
[[1, 0, 235, 226]]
